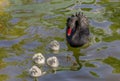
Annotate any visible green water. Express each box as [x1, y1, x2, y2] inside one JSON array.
[[0, 0, 120, 81]]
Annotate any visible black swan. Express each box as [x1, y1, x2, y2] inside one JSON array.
[[66, 12, 89, 47]]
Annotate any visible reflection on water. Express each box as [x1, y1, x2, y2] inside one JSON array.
[[0, 0, 120, 81]]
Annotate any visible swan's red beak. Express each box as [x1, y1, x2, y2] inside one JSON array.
[[67, 28, 72, 36]]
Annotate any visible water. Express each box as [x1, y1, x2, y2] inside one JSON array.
[[0, 0, 120, 81]]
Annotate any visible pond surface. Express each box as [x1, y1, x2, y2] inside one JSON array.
[[0, 0, 120, 81]]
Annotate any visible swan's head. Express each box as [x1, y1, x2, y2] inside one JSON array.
[[32, 53, 45, 65], [29, 65, 42, 77], [47, 56, 59, 68], [66, 15, 77, 36], [49, 40, 60, 51]]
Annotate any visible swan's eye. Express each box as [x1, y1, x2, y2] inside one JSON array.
[[67, 17, 70, 22]]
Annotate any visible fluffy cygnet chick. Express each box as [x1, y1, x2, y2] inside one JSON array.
[[29, 65, 42, 77], [49, 40, 60, 51], [32, 53, 45, 65], [47, 56, 59, 68]]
